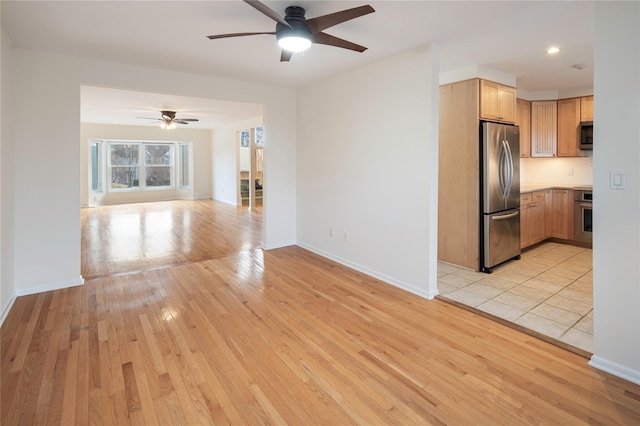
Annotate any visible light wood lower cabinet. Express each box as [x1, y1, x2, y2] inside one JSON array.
[[520, 191, 546, 249], [552, 189, 573, 240], [520, 194, 532, 249], [544, 189, 553, 238]]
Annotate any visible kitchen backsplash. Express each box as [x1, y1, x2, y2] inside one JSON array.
[[520, 157, 593, 186]]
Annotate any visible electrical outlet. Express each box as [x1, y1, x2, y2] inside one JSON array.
[[343, 232, 349, 242], [329, 227, 334, 237], [569, 168, 574, 176]]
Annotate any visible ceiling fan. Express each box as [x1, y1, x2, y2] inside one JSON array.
[[136, 110, 199, 129], [207, 0, 375, 62]]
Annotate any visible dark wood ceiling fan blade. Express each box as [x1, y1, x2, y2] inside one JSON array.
[[207, 32, 276, 40], [305, 5, 375, 34], [136, 117, 160, 120], [243, 0, 291, 28], [178, 118, 199, 122], [312, 32, 367, 52], [174, 120, 191, 125], [280, 50, 293, 62]]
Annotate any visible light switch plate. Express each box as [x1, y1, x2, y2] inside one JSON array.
[[609, 170, 627, 190]]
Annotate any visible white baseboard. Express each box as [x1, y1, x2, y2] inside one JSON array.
[[589, 355, 640, 385], [263, 240, 297, 251], [296, 243, 437, 300], [0, 295, 17, 327], [15, 276, 85, 297]]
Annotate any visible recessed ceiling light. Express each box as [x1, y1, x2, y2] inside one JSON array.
[[547, 46, 560, 54]]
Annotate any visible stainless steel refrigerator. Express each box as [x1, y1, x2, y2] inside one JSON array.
[[481, 122, 521, 272]]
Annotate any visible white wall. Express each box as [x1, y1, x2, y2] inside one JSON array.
[[521, 157, 593, 186], [1, 25, 17, 323], [80, 123, 212, 205], [212, 116, 262, 206], [9, 48, 296, 296], [297, 45, 440, 299], [589, 1, 640, 384]]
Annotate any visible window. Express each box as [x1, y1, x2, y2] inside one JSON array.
[[144, 144, 172, 188], [108, 142, 174, 191], [240, 126, 263, 148], [256, 126, 264, 147], [179, 143, 190, 188], [91, 140, 103, 192], [110, 144, 140, 189]]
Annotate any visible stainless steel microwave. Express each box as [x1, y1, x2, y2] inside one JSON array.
[[580, 121, 593, 150]]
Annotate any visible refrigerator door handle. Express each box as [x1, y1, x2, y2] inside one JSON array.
[[498, 140, 507, 198], [491, 210, 520, 220], [503, 139, 514, 199]]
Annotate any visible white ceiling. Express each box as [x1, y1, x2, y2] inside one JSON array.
[[2, 0, 595, 130]]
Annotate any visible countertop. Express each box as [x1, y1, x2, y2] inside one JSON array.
[[520, 183, 593, 193]]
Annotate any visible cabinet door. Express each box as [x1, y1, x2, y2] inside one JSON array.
[[552, 189, 573, 239], [516, 98, 531, 158], [520, 203, 532, 249], [531, 101, 557, 157], [499, 86, 516, 123], [581, 95, 594, 121], [480, 80, 516, 123], [557, 98, 581, 157], [531, 201, 546, 244], [544, 189, 553, 238], [480, 80, 500, 121], [520, 193, 532, 248]]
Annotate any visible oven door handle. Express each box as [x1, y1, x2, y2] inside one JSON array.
[[579, 203, 593, 209]]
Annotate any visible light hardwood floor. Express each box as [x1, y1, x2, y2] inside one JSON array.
[[2, 200, 639, 425]]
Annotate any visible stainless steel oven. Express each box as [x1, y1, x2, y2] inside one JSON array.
[[574, 189, 592, 242]]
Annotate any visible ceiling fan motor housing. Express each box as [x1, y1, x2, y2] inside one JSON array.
[[161, 111, 176, 121], [276, 6, 311, 42]]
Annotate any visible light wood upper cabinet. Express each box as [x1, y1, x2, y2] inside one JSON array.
[[516, 98, 531, 158], [480, 79, 516, 123], [531, 101, 557, 157], [581, 95, 594, 121], [557, 97, 581, 157]]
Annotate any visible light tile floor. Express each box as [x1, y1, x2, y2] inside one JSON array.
[[438, 242, 593, 353]]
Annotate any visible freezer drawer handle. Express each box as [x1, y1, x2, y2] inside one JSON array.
[[491, 211, 520, 220]]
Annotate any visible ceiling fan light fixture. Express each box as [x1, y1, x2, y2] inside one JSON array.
[[277, 30, 312, 52], [160, 121, 177, 130]]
